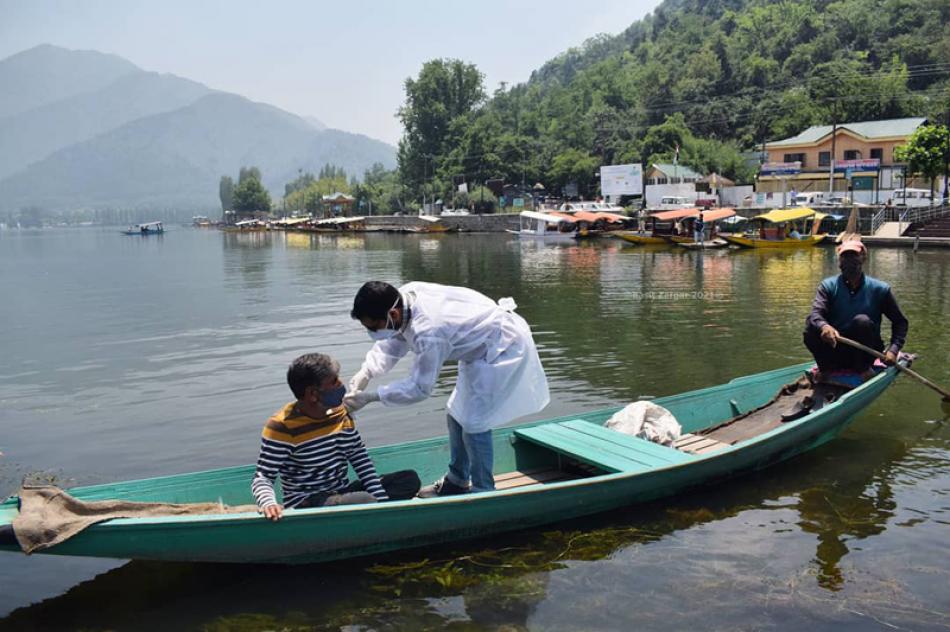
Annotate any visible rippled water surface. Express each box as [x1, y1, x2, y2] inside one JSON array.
[[1, 228, 948, 630]]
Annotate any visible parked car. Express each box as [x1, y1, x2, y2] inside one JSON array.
[[825, 195, 852, 206], [892, 188, 934, 207], [657, 196, 694, 210], [791, 192, 827, 207]]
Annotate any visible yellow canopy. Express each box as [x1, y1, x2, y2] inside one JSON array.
[[753, 208, 818, 223]]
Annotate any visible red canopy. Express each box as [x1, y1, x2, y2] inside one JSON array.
[[651, 208, 700, 221], [572, 211, 603, 222], [701, 208, 736, 222], [592, 212, 628, 223]]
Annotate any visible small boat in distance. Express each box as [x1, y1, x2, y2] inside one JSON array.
[[122, 221, 164, 235], [509, 210, 577, 242], [0, 359, 908, 564]]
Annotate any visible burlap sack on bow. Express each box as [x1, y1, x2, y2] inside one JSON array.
[[11, 485, 258, 554]]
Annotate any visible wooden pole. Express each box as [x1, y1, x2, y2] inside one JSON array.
[[837, 336, 950, 401]]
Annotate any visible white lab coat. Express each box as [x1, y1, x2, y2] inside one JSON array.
[[359, 282, 550, 433]]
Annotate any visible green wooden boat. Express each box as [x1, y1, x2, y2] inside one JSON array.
[[0, 361, 903, 564]]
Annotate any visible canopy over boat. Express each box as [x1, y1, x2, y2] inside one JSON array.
[[592, 212, 629, 223], [418, 215, 445, 223], [520, 211, 572, 224], [272, 216, 310, 226], [701, 208, 736, 222], [651, 208, 700, 221], [234, 219, 264, 227], [753, 208, 826, 223], [571, 211, 603, 223]]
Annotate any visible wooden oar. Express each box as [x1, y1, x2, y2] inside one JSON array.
[[837, 336, 950, 403]]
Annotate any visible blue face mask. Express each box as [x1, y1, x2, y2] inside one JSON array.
[[320, 384, 347, 408]]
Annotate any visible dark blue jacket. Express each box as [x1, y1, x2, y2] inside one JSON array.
[[806, 274, 908, 354]]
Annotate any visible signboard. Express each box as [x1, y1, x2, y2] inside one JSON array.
[[760, 161, 801, 176], [513, 197, 525, 208], [563, 182, 578, 198], [600, 163, 643, 196], [834, 159, 880, 173]]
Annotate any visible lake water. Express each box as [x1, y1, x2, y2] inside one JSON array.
[[1, 227, 947, 630]]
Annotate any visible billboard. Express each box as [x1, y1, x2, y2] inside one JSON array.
[[834, 159, 880, 172], [760, 161, 801, 176], [600, 164, 643, 196]]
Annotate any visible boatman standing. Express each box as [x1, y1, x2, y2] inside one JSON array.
[[344, 281, 550, 497], [803, 240, 909, 380]]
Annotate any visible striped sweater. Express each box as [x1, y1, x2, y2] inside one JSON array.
[[251, 402, 387, 509]]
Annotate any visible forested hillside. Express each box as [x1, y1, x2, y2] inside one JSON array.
[[399, 0, 950, 199]]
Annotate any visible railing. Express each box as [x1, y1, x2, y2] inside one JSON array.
[[869, 207, 887, 235], [902, 203, 950, 226]]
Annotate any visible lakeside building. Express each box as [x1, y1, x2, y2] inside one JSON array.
[[758, 117, 928, 205], [321, 192, 355, 218]]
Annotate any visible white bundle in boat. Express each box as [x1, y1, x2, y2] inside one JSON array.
[[605, 401, 682, 446]]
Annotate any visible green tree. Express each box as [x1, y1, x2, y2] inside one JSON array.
[[894, 123, 950, 197], [398, 59, 486, 194], [219, 175, 234, 214], [550, 148, 600, 197], [232, 171, 271, 216]]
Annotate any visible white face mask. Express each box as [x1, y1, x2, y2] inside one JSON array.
[[366, 296, 400, 341], [368, 328, 397, 341]]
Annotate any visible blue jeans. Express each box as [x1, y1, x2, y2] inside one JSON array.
[[445, 414, 495, 493]]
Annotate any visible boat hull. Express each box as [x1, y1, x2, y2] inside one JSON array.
[[721, 234, 826, 248], [0, 362, 899, 564], [615, 231, 668, 245], [507, 230, 576, 243]]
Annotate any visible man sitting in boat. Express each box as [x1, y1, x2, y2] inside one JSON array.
[[344, 281, 550, 497], [251, 353, 420, 521], [803, 241, 908, 381]]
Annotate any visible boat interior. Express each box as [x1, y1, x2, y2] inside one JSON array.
[[0, 362, 874, 515], [484, 369, 852, 492]]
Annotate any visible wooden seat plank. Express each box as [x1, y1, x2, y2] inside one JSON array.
[[514, 420, 695, 473], [559, 420, 695, 465]]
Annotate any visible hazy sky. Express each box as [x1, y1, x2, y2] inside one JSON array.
[[0, 0, 662, 145]]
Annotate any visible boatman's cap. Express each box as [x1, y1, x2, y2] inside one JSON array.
[[836, 240, 866, 256]]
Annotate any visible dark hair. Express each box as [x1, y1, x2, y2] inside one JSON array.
[[287, 353, 340, 400], [351, 281, 401, 321]]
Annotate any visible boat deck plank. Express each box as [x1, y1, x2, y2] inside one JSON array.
[[494, 469, 579, 490]]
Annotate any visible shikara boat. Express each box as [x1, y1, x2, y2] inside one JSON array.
[[0, 360, 905, 564], [508, 210, 577, 242], [667, 208, 737, 245], [122, 221, 164, 235], [616, 208, 698, 245], [721, 208, 828, 249]]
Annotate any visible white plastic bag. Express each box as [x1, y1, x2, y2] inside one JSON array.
[[605, 401, 682, 446]]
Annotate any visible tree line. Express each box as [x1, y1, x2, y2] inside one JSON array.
[[394, 0, 949, 207]]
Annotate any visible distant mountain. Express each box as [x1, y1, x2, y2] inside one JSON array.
[[0, 44, 139, 118], [0, 92, 397, 211], [303, 115, 327, 131], [0, 44, 396, 212], [0, 71, 213, 179]]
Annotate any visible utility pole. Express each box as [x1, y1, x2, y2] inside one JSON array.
[[943, 107, 949, 204], [829, 102, 837, 196]]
